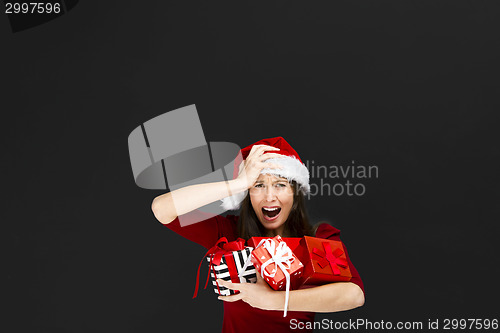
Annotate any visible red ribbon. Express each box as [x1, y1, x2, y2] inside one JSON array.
[[311, 242, 348, 276], [193, 237, 246, 298]]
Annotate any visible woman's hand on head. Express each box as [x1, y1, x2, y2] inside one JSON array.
[[216, 273, 284, 311], [236, 145, 283, 189]]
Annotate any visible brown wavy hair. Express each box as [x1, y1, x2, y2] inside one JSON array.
[[237, 181, 313, 239]]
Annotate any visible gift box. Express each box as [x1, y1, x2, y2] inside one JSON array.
[[247, 237, 302, 254], [247, 236, 307, 288], [193, 237, 257, 298], [299, 236, 352, 286], [245, 235, 304, 317], [250, 235, 304, 290]]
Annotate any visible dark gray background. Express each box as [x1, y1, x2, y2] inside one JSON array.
[[2, 1, 499, 332]]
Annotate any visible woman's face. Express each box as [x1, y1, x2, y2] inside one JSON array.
[[249, 174, 294, 235]]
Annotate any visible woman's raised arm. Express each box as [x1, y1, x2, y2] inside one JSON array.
[[151, 145, 283, 224], [151, 179, 248, 224]]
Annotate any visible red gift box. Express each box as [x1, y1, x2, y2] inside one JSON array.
[[248, 236, 308, 288], [249, 235, 304, 317], [247, 237, 302, 253], [299, 236, 352, 285], [250, 236, 304, 290]]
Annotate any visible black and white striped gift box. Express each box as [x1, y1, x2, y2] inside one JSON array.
[[207, 247, 257, 296]]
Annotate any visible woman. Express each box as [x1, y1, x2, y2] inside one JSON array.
[[151, 137, 364, 332]]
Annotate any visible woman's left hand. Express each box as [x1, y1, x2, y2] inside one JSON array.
[[217, 273, 284, 311]]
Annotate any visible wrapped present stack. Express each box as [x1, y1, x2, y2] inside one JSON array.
[[194, 233, 354, 317]]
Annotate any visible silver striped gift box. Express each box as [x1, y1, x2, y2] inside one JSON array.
[[207, 247, 257, 296]]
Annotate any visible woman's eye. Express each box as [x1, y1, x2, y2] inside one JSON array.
[[254, 184, 264, 188], [276, 183, 287, 188]]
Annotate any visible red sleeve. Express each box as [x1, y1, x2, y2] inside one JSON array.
[[163, 211, 239, 250], [315, 223, 365, 295]]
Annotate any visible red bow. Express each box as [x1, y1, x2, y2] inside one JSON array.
[[193, 237, 246, 298], [311, 242, 348, 275]]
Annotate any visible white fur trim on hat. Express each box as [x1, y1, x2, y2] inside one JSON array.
[[220, 189, 248, 211], [220, 155, 310, 211]]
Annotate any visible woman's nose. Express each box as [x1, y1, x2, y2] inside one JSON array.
[[265, 187, 277, 201]]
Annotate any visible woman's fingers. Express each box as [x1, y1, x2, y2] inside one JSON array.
[[258, 146, 280, 157], [245, 145, 262, 159], [257, 152, 284, 161], [257, 162, 283, 170], [237, 145, 283, 188], [217, 279, 245, 302], [247, 145, 280, 159], [217, 279, 244, 292], [218, 293, 244, 302]]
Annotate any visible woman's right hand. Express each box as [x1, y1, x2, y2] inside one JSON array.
[[236, 144, 284, 189]]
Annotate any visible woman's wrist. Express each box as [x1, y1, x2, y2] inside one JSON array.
[[269, 290, 287, 311], [228, 178, 251, 194]]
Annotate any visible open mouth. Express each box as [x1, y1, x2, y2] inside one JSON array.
[[261, 206, 282, 221]]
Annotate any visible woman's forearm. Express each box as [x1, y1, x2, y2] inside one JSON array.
[[151, 178, 248, 224], [275, 282, 364, 313]]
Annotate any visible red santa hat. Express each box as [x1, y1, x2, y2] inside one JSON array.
[[220, 137, 310, 211]]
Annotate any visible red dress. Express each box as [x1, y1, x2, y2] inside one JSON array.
[[165, 214, 364, 333]]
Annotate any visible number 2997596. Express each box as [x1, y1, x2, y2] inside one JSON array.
[[5, 2, 62, 14]]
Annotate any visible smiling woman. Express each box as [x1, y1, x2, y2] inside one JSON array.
[[151, 137, 364, 333]]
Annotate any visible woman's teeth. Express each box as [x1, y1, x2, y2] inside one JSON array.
[[262, 207, 281, 220]]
